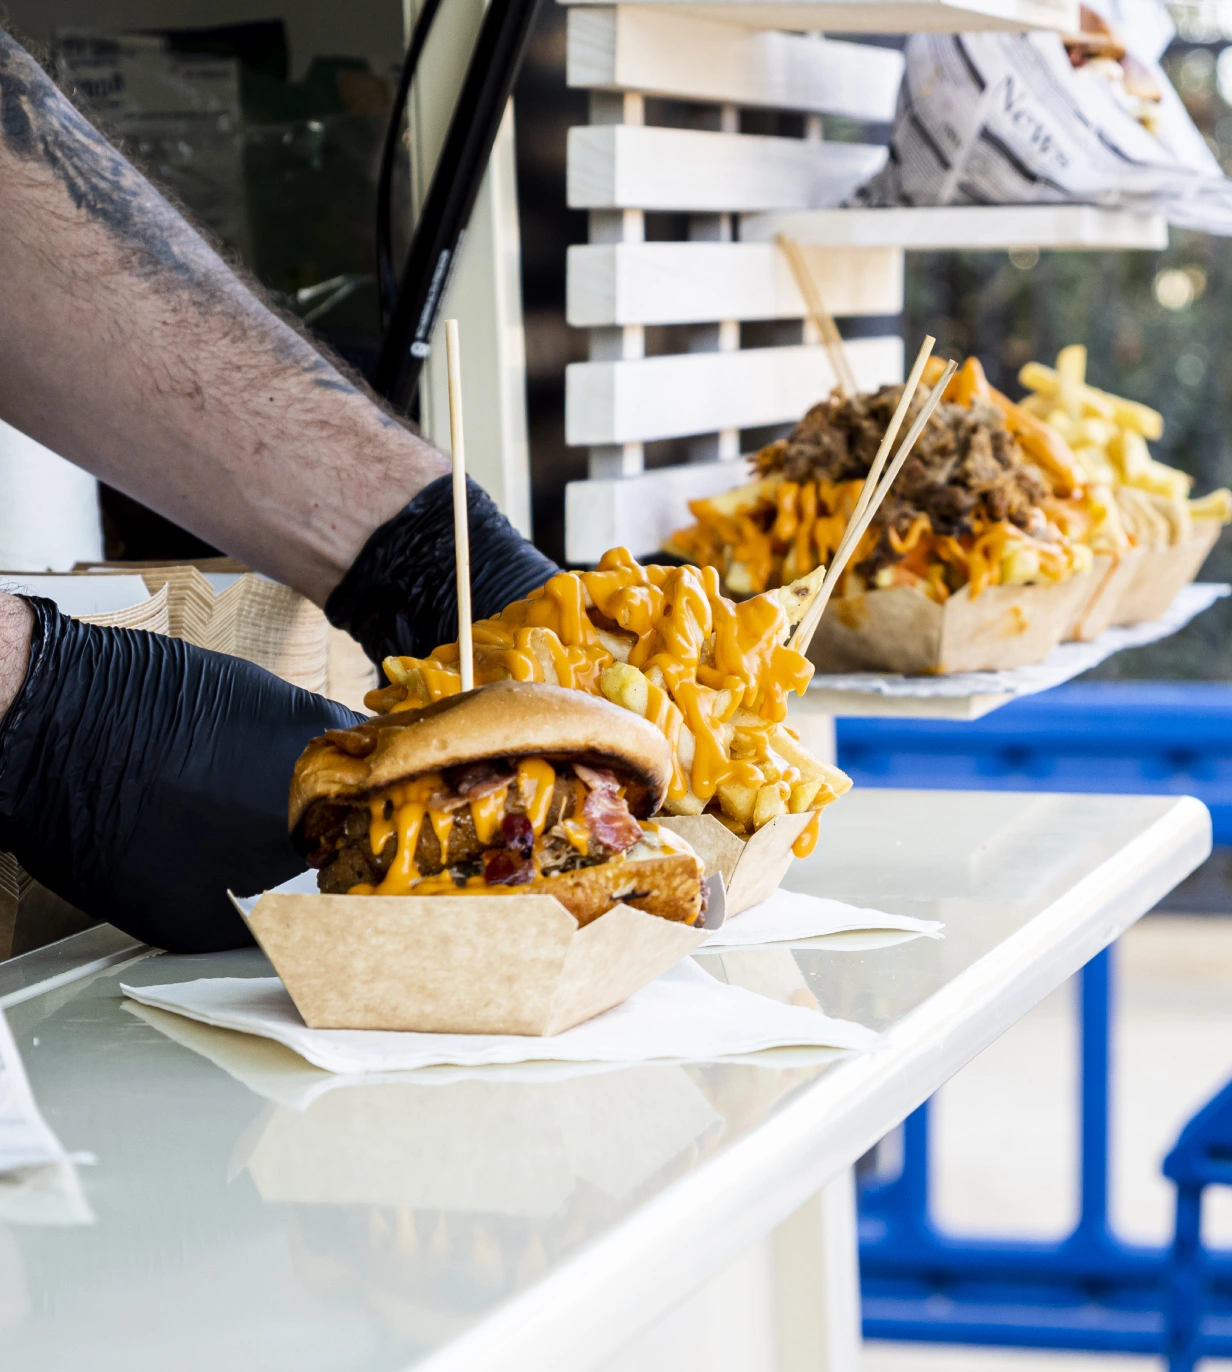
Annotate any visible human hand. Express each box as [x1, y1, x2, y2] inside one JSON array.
[[325, 474, 560, 665], [0, 598, 361, 952]]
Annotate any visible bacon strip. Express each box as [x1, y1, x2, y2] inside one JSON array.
[[572, 763, 622, 794]]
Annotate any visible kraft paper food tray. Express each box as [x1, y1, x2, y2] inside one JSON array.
[[1112, 522, 1222, 627], [229, 877, 724, 1037], [1065, 549, 1145, 643], [805, 569, 1096, 676], [657, 813, 811, 915]]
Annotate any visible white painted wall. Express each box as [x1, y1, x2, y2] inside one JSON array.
[[0, 422, 103, 571]]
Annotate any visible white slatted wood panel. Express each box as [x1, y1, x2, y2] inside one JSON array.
[[565, 460, 757, 563], [567, 242, 904, 326], [558, 0, 1079, 36], [566, 8, 903, 121], [565, 336, 904, 445], [568, 125, 887, 212], [741, 205, 1169, 249]]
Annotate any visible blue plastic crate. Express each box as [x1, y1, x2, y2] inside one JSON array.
[[835, 682, 1232, 845]]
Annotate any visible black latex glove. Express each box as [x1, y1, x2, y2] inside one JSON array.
[[0, 598, 361, 953], [325, 473, 560, 665]]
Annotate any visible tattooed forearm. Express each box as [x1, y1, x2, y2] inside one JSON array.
[[0, 29, 446, 603], [0, 595, 33, 726], [0, 32, 208, 287]]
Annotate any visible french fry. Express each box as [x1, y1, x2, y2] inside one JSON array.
[[1019, 360, 1162, 439], [366, 550, 847, 850], [599, 661, 648, 716], [1191, 489, 1232, 521], [1019, 347, 1228, 549]]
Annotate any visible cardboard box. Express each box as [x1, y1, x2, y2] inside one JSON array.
[[0, 854, 95, 961], [231, 878, 723, 1037], [657, 812, 811, 915], [805, 569, 1096, 675], [1065, 549, 1145, 642], [1111, 521, 1221, 626]]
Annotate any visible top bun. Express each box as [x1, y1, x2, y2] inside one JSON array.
[[289, 680, 673, 832]]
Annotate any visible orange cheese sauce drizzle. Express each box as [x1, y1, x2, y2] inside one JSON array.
[[469, 787, 509, 846], [380, 550, 825, 829], [792, 812, 821, 859], [352, 761, 610, 897], [669, 356, 1098, 603], [517, 758, 556, 836]]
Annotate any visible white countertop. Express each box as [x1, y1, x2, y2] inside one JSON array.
[[0, 789, 1209, 1372]]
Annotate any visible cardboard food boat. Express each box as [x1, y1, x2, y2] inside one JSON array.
[[1063, 550, 1145, 643], [1111, 520, 1221, 626], [231, 876, 724, 1037], [803, 568, 1097, 676], [657, 812, 813, 915]]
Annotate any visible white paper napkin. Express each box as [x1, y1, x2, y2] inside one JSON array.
[[122, 959, 880, 1075], [0, 1010, 94, 1225], [0, 1010, 68, 1175], [703, 887, 943, 948]]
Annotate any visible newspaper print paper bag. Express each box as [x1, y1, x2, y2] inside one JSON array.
[[860, 0, 1232, 234]]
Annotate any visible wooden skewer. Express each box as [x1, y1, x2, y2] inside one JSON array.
[[788, 336, 936, 651], [839, 335, 936, 560], [789, 359, 959, 656], [444, 319, 474, 692], [777, 233, 858, 399]]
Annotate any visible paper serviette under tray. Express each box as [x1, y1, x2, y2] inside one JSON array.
[[122, 959, 879, 1074]]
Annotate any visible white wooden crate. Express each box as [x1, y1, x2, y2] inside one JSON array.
[[566, 459, 755, 563], [567, 7, 904, 120], [557, 0, 1079, 35], [568, 124, 887, 211], [741, 205, 1170, 250], [566, 336, 903, 447], [560, 0, 1151, 606], [567, 242, 904, 326]]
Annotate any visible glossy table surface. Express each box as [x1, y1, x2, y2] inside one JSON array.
[[0, 789, 1210, 1372]]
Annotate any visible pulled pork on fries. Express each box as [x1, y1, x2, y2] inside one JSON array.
[[667, 355, 1106, 603], [366, 549, 851, 858]]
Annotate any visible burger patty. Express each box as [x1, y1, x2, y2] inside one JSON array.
[[298, 760, 643, 895]]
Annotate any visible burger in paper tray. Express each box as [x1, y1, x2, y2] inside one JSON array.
[[667, 356, 1127, 674], [366, 550, 852, 916], [238, 682, 723, 1036], [1016, 345, 1230, 627]]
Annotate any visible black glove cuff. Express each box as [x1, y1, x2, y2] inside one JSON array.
[[325, 474, 560, 665]]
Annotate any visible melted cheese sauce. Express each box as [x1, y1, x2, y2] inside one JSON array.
[[670, 355, 1098, 605], [351, 760, 609, 897], [517, 758, 556, 836], [792, 812, 821, 859], [380, 549, 817, 818], [470, 788, 509, 846]]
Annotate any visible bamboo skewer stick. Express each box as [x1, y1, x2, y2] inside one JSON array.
[[788, 337, 937, 653], [839, 334, 936, 559], [444, 319, 474, 692], [777, 233, 858, 399], [789, 358, 959, 656]]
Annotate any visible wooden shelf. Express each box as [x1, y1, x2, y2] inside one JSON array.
[[566, 241, 903, 326], [569, 124, 886, 212], [565, 335, 902, 447], [792, 689, 1014, 721], [741, 205, 1169, 251], [558, 0, 1079, 36], [567, 7, 904, 120]]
